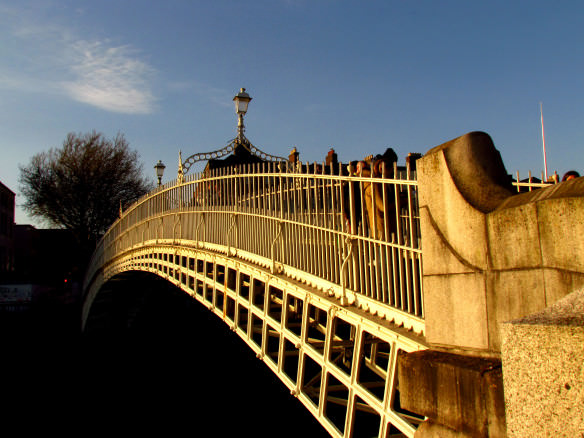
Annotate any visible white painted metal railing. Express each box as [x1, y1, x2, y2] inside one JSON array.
[[85, 159, 423, 322], [512, 170, 557, 192]]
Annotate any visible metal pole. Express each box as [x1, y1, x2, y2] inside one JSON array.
[[540, 102, 548, 181], [238, 114, 245, 140]]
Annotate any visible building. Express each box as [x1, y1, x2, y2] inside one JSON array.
[[0, 181, 15, 279], [0, 180, 81, 317], [13, 225, 79, 286]]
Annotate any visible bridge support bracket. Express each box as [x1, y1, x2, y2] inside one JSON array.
[[339, 236, 356, 307], [195, 213, 205, 248], [226, 213, 239, 257], [270, 221, 285, 274]]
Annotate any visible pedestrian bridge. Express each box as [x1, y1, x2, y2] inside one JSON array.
[[82, 131, 584, 438]]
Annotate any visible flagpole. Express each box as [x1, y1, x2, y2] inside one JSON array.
[[540, 102, 548, 181]]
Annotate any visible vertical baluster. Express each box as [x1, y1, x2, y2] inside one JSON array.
[[236, 165, 240, 212], [229, 166, 234, 212], [279, 164, 285, 261], [390, 233, 398, 307], [322, 166, 331, 282], [221, 165, 226, 209], [321, 163, 329, 282], [240, 165, 245, 251], [283, 165, 291, 266], [369, 167, 380, 302], [357, 168, 367, 297], [251, 163, 256, 255], [265, 162, 270, 259], [361, 167, 372, 298], [305, 163, 311, 274], [379, 164, 389, 304], [347, 163, 358, 292], [401, 164, 413, 314], [255, 162, 260, 214], [297, 164, 304, 272], [239, 164, 244, 212], [206, 169, 211, 243], [288, 167, 294, 269], [250, 163, 255, 255], [309, 166, 314, 275], [267, 161, 272, 215], [251, 163, 257, 255], [330, 164, 340, 285], [309, 163, 317, 276], [297, 164, 304, 273], [208, 168, 214, 244], [260, 163, 274, 257], [327, 169, 335, 284], [260, 162, 266, 258], [262, 162, 266, 258], [304, 164, 309, 273], [335, 165, 344, 285], [221, 166, 226, 246], [273, 162, 279, 263], [268, 162, 275, 261], [221, 166, 225, 244], [393, 162, 406, 312], [312, 163, 321, 278], [319, 164, 326, 280], [303, 165, 310, 274], [406, 161, 419, 316], [243, 164, 248, 252], [292, 168, 298, 269], [249, 163, 254, 211], [211, 169, 216, 244], [314, 163, 320, 277]]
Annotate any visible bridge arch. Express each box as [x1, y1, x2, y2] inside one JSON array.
[[84, 239, 426, 437]]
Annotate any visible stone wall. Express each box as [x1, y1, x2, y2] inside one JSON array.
[[501, 289, 584, 437]]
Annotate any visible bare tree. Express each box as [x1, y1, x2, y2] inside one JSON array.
[[19, 131, 153, 257]]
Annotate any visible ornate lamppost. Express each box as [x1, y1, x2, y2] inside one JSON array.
[[154, 160, 166, 186], [178, 88, 286, 176], [233, 87, 252, 141]]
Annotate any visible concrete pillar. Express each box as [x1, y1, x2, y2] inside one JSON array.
[[397, 131, 584, 437]]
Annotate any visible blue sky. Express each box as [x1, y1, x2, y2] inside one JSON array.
[[1, 0, 583, 225]]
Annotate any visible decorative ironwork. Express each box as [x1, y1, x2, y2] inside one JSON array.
[[180, 135, 287, 175]]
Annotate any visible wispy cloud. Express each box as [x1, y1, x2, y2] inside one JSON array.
[[0, 5, 156, 114], [63, 41, 156, 114]]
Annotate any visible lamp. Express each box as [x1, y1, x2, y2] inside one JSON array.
[[154, 160, 166, 186], [233, 88, 252, 139]]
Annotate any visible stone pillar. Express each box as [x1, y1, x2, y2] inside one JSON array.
[[397, 131, 584, 437], [416, 131, 514, 354], [398, 349, 506, 437]]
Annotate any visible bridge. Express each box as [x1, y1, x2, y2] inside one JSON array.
[[82, 129, 584, 437]]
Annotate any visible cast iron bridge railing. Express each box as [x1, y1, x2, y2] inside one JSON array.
[[86, 160, 424, 332], [83, 159, 426, 437]]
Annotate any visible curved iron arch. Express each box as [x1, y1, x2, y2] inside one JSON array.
[[180, 135, 288, 175]]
